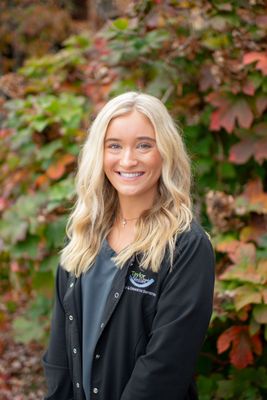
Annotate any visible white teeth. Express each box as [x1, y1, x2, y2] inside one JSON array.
[[119, 172, 143, 178]]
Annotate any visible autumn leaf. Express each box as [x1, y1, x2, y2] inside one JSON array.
[[229, 242, 256, 265], [230, 331, 254, 369], [251, 334, 263, 356], [243, 52, 267, 76], [229, 137, 267, 165], [240, 221, 267, 244], [47, 162, 65, 180], [235, 179, 267, 214], [242, 79, 255, 96], [34, 174, 49, 188], [233, 285, 261, 311], [220, 264, 262, 284], [229, 138, 255, 164], [255, 95, 267, 116], [254, 137, 267, 164], [207, 92, 253, 133], [46, 153, 75, 180], [217, 326, 261, 369]]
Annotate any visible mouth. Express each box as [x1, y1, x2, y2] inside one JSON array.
[[116, 171, 145, 178]]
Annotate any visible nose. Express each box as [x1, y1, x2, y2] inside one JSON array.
[[119, 148, 138, 168]]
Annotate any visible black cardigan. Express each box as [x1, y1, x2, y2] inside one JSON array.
[[43, 220, 215, 400]]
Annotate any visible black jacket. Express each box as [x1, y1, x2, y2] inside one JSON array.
[[43, 221, 215, 400]]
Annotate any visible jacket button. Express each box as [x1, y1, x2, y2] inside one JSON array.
[[100, 322, 104, 329], [70, 282, 74, 288], [73, 348, 77, 354], [93, 387, 99, 394], [95, 354, 100, 359], [76, 382, 80, 388], [69, 315, 73, 321], [114, 292, 119, 298]]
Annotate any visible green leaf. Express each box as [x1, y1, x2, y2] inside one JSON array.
[[40, 254, 59, 275], [112, 18, 129, 30], [13, 317, 44, 343], [36, 140, 62, 160], [216, 380, 234, 399], [32, 271, 54, 297], [249, 316, 261, 335], [12, 235, 39, 259], [253, 304, 267, 324], [44, 216, 67, 248]]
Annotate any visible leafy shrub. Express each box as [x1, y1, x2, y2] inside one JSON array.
[[0, 1, 267, 397]]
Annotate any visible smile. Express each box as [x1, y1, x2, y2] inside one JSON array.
[[117, 172, 144, 178]]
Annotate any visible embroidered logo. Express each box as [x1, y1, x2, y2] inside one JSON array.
[[129, 270, 155, 288]]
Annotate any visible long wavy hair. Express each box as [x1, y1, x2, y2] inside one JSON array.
[[60, 92, 193, 276]]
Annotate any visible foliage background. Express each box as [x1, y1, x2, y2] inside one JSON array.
[[0, 0, 267, 399]]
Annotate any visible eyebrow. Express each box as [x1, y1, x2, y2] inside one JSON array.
[[105, 136, 156, 142]]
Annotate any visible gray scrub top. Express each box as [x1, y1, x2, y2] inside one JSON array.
[[81, 239, 118, 400]]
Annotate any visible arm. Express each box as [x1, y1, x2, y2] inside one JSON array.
[[42, 265, 74, 400], [121, 228, 215, 400]]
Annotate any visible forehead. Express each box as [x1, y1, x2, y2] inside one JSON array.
[[105, 110, 155, 139]]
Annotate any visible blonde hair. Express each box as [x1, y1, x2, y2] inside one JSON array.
[[60, 92, 192, 276]]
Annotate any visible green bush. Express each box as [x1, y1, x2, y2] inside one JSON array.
[[0, 1, 267, 398]]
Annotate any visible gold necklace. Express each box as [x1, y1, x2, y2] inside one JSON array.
[[121, 216, 139, 228]]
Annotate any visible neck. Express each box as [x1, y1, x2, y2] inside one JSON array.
[[117, 193, 156, 221]]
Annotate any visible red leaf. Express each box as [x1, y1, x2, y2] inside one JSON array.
[[254, 137, 267, 164], [233, 99, 254, 129], [46, 154, 75, 180], [217, 326, 239, 353], [47, 163, 65, 180], [242, 80, 255, 96], [256, 95, 267, 116], [207, 93, 253, 133], [34, 174, 49, 188], [251, 334, 263, 356], [229, 138, 255, 164], [230, 328, 253, 369], [60, 153, 76, 166], [210, 109, 225, 131], [243, 52, 267, 76], [217, 326, 257, 369]]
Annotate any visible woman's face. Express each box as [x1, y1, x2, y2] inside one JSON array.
[[104, 110, 162, 202]]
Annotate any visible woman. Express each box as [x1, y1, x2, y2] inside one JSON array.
[[43, 91, 215, 400]]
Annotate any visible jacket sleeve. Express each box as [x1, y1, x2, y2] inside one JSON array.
[[42, 265, 74, 400], [120, 228, 215, 400]]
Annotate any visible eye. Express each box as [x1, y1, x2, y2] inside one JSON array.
[[137, 142, 152, 150], [107, 143, 121, 150]]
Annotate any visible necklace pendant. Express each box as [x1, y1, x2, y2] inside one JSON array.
[[122, 218, 127, 227]]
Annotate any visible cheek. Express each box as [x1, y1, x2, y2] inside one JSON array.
[[103, 153, 113, 172], [150, 153, 162, 175]]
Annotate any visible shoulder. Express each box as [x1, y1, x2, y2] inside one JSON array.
[[169, 218, 215, 273], [176, 218, 213, 251]]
